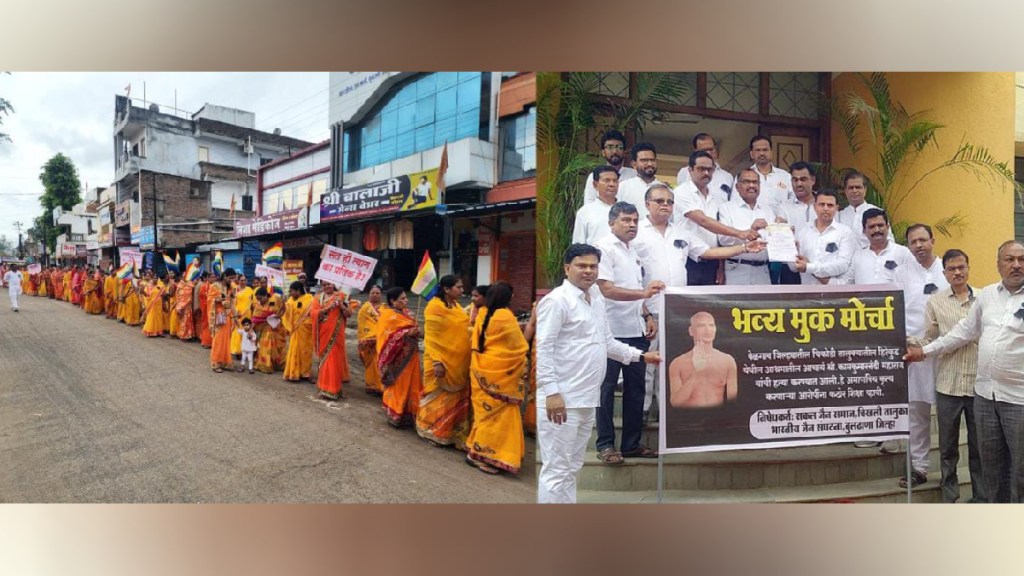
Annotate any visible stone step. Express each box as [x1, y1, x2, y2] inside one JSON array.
[[577, 467, 975, 504], [574, 433, 969, 492]]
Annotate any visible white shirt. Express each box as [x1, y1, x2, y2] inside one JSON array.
[[910, 257, 949, 297], [535, 280, 643, 408], [237, 328, 258, 352], [837, 202, 895, 249], [923, 282, 1024, 405], [744, 164, 793, 210], [594, 234, 646, 338], [634, 217, 709, 311], [780, 200, 817, 235], [676, 164, 735, 204], [4, 271, 23, 293], [615, 176, 653, 222], [791, 220, 857, 285], [583, 167, 637, 204], [717, 200, 777, 262], [674, 180, 724, 250], [571, 199, 614, 246], [851, 242, 925, 334]]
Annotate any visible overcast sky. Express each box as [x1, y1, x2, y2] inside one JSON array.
[[0, 71, 329, 246]]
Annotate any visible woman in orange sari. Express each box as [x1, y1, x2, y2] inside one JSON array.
[[208, 269, 236, 372], [197, 273, 213, 348], [175, 276, 195, 340], [312, 282, 351, 400], [466, 283, 528, 474], [282, 281, 314, 382], [523, 301, 537, 436], [252, 287, 285, 373], [357, 286, 384, 396], [376, 287, 422, 428], [416, 275, 472, 448], [83, 271, 103, 314], [104, 270, 119, 318], [165, 272, 179, 338]]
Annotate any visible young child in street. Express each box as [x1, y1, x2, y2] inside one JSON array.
[[237, 318, 258, 374]]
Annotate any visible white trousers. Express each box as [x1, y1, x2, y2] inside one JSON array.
[[723, 261, 771, 285], [241, 351, 254, 370], [8, 289, 20, 310], [537, 406, 595, 504], [910, 400, 932, 473]]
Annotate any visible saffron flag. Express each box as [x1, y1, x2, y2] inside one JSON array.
[[229, 194, 237, 220], [262, 242, 283, 267], [212, 251, 224, 276], [116, 262, 133, 279], [410, 250, 438, 299], [436, 141, 448, 201]]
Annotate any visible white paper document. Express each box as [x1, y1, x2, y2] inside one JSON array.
[[765, 224, 798, 263]]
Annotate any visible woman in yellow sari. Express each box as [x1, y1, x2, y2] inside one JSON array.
[[165, 273, 179, 338], [523, 301, 537, 436], [376, 287, 422, 428], [357, 286, 384, 396], [466, 283, 527, 474], [416, 275, 472, 448], [121, 278, 142, 326], [141, 272, 166, 337], [104, 271, 119, 318], [208, 269, 237, 372], [83, 271, 103, 314], [37, 270, 49, 298], [230, 276, 255, 356], [282, 281, 314, 382], [252, 287, 285, 373]]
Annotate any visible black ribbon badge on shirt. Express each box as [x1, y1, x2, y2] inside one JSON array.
[[674, 239, 688, 250], [1015, 303, 1024, 321], [924, 283, 938, 294], [825, 242, 838, 253], [884, 260, 897, 270]]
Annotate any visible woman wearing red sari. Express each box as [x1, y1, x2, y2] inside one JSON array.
[[312, 282, 351, 400], [72, 267, 85, 307], [376, 287, 423, 428]]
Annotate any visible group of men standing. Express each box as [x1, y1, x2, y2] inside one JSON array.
[[539, 128, 1024, 504]]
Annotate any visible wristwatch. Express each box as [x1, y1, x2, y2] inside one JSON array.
[[643, 312, 653, 320]]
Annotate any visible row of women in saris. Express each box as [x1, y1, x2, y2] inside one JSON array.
[[357, 276, 537, 476]]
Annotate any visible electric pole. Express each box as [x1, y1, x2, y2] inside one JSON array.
[[13, 220, 23, 259]]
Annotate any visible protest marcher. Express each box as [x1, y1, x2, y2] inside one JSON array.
[[282, 280, 314, 382], [357, 285, 384, 395], [311, 281, 351, 400], [582, 129, 637, 204], [417, 275, 472, 448], [376, 287, 423, 428]]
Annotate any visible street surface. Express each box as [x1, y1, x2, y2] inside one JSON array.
[[0, 289, 535, 503]]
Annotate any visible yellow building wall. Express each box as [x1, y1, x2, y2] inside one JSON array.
[[830, 72, 1015, 285]]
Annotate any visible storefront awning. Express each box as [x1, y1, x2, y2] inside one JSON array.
[[443, 198, 535, 217]]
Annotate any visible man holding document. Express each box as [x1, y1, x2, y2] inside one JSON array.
[[717, 168, 778, 285]]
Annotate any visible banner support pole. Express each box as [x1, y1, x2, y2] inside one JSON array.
[[905, 437, 912, 503]]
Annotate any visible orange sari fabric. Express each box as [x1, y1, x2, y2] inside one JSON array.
[[376, 307, 422, 427], [466, 308, 528, 474], [312, 292, 350, 400], [197, 281, 212, 347], [252, 296, 285, 373], [141, 280, 165, 336], [416, 298, 471, 448], [208, 281, 234, 369], [175, 280, 195, 340], [357, 302, 382, 394]]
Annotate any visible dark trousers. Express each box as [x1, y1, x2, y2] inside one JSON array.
[[936, 392, 986, 503], [686, 259, 718, 286], [974, 395, 1024, 503], [769, 261, 802, 285], [596, 336, 649, 453]]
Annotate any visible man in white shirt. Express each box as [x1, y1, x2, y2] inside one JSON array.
[[790, 189, 856, 285], [674, 150, 761, 286], [775, 161, 818, 285], [4, 264, 23, 312], [746, 135, 794, 210], [836, 171, 894, 249], [718, 168, 775, 285], [675, 133, 734, 202], [582, 129, 637, 204], [636, 183, 765, 419], [615, 142, 659, 221], [906, 240, 1024, 503], [536, 243, 661, 504], [572, 166, 618, 245], [849, 210, 932, 484], [593, 202, 665, 463]]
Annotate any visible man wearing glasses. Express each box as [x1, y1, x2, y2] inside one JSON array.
[[717, 168, 776, 285], [635, 182, 765, 419], [583, 129, 637, 204], [674, 150, 762, 285], [616, 142, 660, 222], [675, 133, 735, 204]]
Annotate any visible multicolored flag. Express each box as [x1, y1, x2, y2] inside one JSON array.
[[410, 250, 438, 300], [185, 261, 203, 282], [262, 242, 283, 267], [115, 261, 133, 279], [212, 251, 224, 276], [163, 251, 180, 273]]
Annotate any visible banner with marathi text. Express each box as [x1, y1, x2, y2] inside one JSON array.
[[658, 285, 909, 454], [314, 244, 377, 292]]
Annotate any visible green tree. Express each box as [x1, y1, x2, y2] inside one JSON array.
[[0, 72, 13, 143], [35, 153, 83, 253], [537, 72, 691, 286], [823, 72, 1022, 241]]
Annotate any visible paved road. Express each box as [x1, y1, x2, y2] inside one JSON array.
[[0, 289, 535, 503]]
